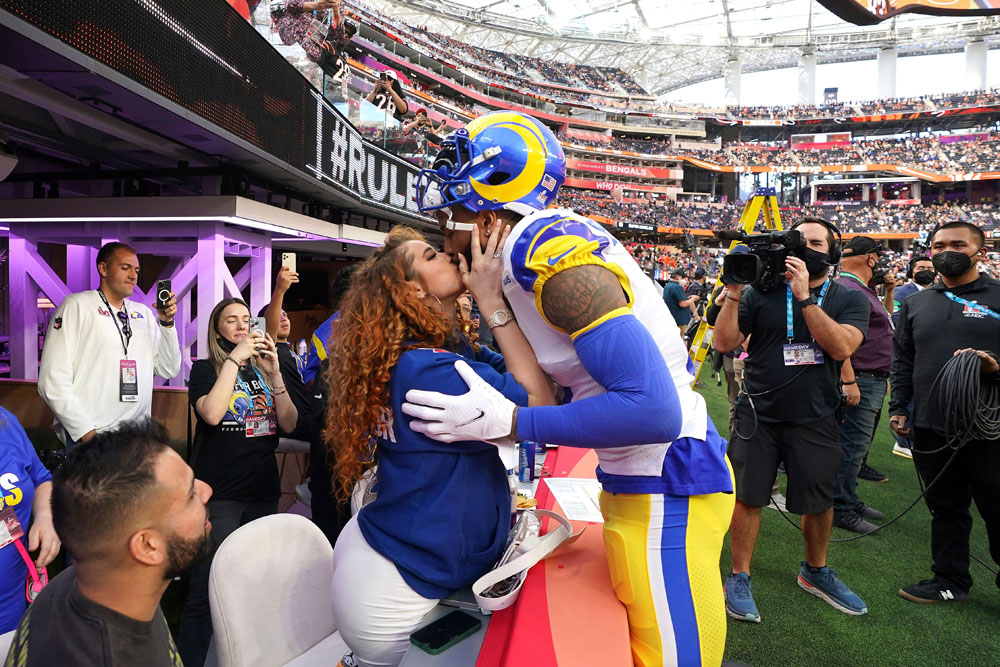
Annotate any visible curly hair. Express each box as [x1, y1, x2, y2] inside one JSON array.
[[324, 226, 476, 502]]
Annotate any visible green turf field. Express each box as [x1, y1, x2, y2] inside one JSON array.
[[695, 365, 1000, 667]]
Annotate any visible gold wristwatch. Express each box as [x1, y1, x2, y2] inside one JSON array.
[[486, 309, 515, 329]]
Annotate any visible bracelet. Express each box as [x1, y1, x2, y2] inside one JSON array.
[[726, 294, 741, 302], [158, 319, 175, 328], [272, 388, 288, 397], [842, 379, 857, 385], [224, 356, 241, 369]]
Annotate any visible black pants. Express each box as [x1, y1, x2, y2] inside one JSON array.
[[177, 498, 277, 667], [309, 436, 352, 547], [913, 428, 1000, 592]]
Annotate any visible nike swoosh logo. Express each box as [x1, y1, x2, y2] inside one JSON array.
[[456, 409, 486, 427], [547, 246, 577, 266]]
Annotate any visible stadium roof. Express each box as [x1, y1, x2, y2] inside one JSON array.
[[365, 0, 1000, 95]]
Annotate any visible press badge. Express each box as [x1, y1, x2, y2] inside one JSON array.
[[783, 342, 825, 366], [0, 506, 24, 551], [245, 413, 277, 438], [120, 359, 139, 402]]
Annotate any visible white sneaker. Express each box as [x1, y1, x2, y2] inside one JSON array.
[[764, 493, 787, 512], [892, 443, 913, 459]]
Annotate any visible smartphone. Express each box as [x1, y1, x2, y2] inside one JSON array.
[[409, 610, 482, 655], [249, 317, 265, 339], [156, 279, 172, 311], [281, 252, 296, 274]]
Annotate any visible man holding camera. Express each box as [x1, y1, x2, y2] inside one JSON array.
[[38, 242, 180, 449], [832, 237, 896, 534], [404, 109, 450, 142], [714, 218, 870, 622], [891, 221, 1000, 603]]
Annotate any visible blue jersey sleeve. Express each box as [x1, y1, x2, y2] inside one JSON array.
[[474, 345, 507, 375], [515, 313, 681, 448], [391, 349, 529, 453], [303, 313, 339, 385]]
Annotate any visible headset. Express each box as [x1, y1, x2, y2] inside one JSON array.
[[790, 216, 843, 265]]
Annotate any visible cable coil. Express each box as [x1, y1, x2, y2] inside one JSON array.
[[924, 350, 1000, 450]]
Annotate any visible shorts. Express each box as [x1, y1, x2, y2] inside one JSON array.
[[727, 409, 841, 515]]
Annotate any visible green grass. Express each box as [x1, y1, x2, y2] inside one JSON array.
[[695, 365, 1000, 667]]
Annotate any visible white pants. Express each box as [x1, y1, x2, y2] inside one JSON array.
[[332, 514, 439, 667]]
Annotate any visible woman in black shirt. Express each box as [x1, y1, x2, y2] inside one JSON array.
[[177, 298, 298, 667]]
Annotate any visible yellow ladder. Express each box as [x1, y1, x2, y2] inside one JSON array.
[[687, 188, 783, 383]]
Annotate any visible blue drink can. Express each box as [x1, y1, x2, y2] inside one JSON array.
[[518, 443, 535, 483], [534, 441, 546, 455]]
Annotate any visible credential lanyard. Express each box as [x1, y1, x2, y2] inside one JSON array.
[[97, 290, 131, 356], [944, 291, 1000, 320], [786, 279, 830, 342]]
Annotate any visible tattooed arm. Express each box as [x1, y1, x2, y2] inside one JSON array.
[[540, 264, 628, 335], [510, 264, 682, 447]]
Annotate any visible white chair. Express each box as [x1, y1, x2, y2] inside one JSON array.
[[208, 514, 348, 666], [0, 630, 14, 662]]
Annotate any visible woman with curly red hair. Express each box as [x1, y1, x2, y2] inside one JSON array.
[[325, 223, 553, 667]]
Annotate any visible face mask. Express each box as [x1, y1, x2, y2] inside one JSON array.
[[913, 270, 936, 286], [800, 247, 831, 279], [217, 337, 237, 354], [932, 250, 973, 278]]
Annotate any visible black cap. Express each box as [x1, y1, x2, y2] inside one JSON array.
[[842, 236, 881, 257], [694, 268, 705, 279], [672, 269, 686, 278]]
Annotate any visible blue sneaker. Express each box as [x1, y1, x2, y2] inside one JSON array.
[[797, 562, 868, 615], [724, 572, 761, 623]]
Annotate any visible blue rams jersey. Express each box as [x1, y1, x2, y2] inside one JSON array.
[[0, 409, 52, 632], [303, 312, 339, 385], [357, 344, 529, 598], [501, 209, 731, 496]]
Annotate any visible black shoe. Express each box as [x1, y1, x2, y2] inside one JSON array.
[[854, 501, 885, 521], [833, 510, 878, 534], [898, 579, 969, 604], [857, 463, 888, 483]]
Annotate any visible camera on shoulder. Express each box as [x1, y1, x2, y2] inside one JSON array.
[[716, 229, 805, 293]]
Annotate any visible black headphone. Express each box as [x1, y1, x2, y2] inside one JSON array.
[[790, 216, 843, 265]]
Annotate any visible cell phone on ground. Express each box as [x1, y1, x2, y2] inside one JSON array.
[[409, 610, 482, 655], [156, 279, 172, 311], [281, 252, 296, 274], [249, 317, 265, 339]]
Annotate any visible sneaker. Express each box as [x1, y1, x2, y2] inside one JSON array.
[[858, 463, 888, 483], [854, 502, 885, 521], [724, 572, 761, 623], [798, 563, 868, 615], [898, 579, 969, 604], [762, 493, 787, 512], [338, 652, 359, 667], [892, 443, 914, 459], [833, 510, 878, 534]]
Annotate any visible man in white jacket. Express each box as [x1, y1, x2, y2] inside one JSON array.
[[38, 242, 181, 447]]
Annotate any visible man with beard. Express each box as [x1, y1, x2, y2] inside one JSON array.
[[891, 221, 1000, 604], [5, 420, 212, 666], [714, 217, 871, 622]]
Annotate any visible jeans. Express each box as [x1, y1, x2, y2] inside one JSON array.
[[913, 428, 1000, 592], [177, 498, 278, 667], [834, 373, 887, 513]]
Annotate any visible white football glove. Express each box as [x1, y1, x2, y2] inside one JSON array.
[[402, 360, 517, 448]]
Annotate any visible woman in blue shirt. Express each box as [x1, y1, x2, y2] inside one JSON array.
[[0, 408, 60, 633], [325, 224, 553, 667]]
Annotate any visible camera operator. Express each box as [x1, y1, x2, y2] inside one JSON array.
[[832, 237, 896, 534], [366, 70, 408, 122], [714, 217, 870, 622], [891, 221, 1000, 604]]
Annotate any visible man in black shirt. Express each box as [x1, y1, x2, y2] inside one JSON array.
[[6, 420, 212, 666], [714, 218, 870, 623], [891, 221, 1000, 603]]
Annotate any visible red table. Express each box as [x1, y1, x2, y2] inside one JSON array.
[[476, 447, 633, 666]]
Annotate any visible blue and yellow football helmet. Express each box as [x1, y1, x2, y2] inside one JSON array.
[[416, 111, 566, 223]]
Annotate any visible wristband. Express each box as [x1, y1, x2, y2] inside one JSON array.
[[158, 319, 175, 328], [272, 388, 288, 397], [842, 379, 857, 385], [726, 294, 741, 302], [224, 357, 241, 369]]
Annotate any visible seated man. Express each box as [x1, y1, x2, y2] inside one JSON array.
[[5, 420, 213, 666]]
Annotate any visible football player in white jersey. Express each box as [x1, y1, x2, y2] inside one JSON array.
[[402, 111, 735, 667]]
